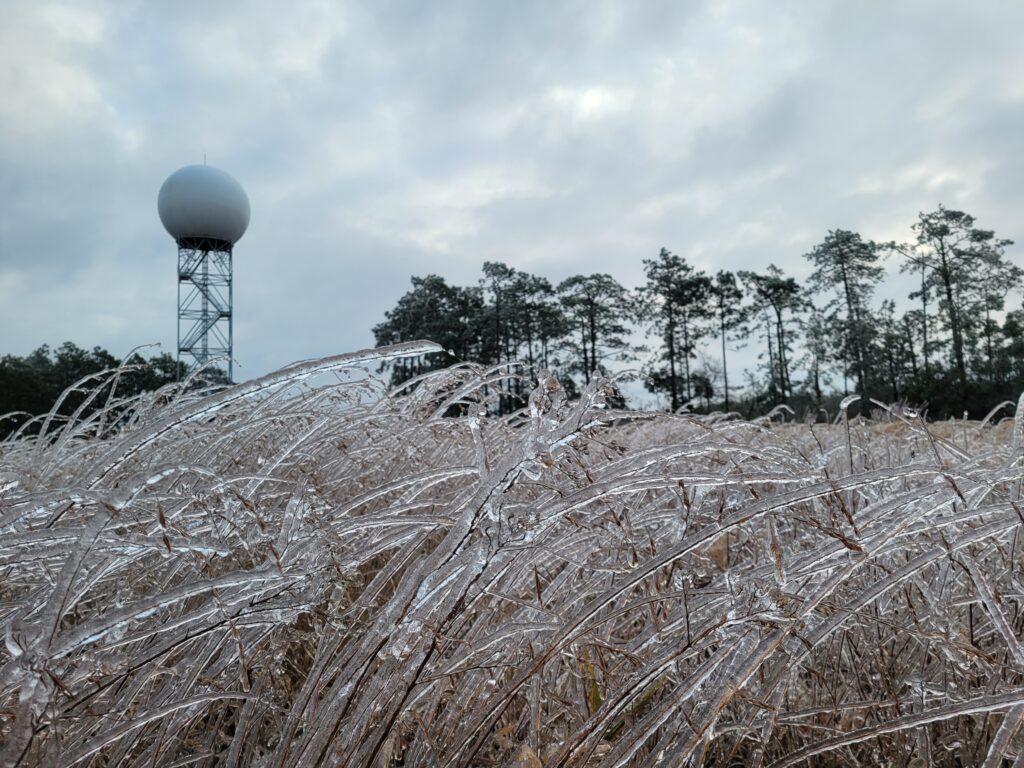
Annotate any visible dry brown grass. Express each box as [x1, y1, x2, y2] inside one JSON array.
[[3, 344, 1024, 766]]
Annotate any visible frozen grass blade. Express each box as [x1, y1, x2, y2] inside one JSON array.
[[3, 347, 1024, 766]]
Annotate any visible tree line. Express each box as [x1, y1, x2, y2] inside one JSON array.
[[374, 205, 1023, 418], [2, 205, 1017, 431], [0, 343, 188, 439]]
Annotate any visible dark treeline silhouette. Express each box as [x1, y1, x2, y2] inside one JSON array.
[[376, 205, 1023, 418], [0, 343, 189, 439], [4, 206, 1017, 427]]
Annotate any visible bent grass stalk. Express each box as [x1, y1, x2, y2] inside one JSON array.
[[2, 342, 1024, 766]]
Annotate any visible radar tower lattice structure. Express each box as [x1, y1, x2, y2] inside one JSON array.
[[158, 164, 250, 383], [176, 236, 234, 381]]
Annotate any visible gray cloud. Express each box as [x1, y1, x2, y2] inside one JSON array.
[[1, 0, 1021, 384]]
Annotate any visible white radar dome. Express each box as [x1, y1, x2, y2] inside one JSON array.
[[158, 164, 250, 245]]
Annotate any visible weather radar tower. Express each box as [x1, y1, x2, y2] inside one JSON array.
[[158, 164, 250, 382]]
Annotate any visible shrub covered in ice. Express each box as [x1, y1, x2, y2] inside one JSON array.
[[3, 342, 1024, 766]]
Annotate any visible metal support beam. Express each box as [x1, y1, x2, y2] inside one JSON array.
[[177, 236, 233, 382]]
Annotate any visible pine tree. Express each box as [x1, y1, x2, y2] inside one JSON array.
[[739, 266, 803, 402], [373, 275, 485, 385], [804, 229, 886, 398], [639, 249, 713, 411], [557, 274, 633, 386], [709, 270, 745, 411], [898, 206, 1015, 408]]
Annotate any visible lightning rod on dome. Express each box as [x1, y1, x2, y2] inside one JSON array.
[[157, 164, 250, 383]]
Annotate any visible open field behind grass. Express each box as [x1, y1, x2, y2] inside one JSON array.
[[4, 342, 1024, 767]]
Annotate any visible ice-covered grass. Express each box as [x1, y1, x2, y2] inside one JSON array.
[[3, 341, 1024, 766]]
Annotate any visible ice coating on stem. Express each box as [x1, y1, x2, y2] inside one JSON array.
[[2, 350, 1024, 765]]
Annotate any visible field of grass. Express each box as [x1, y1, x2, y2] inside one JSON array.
[[4, 341, 1024, 766]]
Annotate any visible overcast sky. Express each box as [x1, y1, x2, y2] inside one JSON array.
[[2, 0, 1022, 384]]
